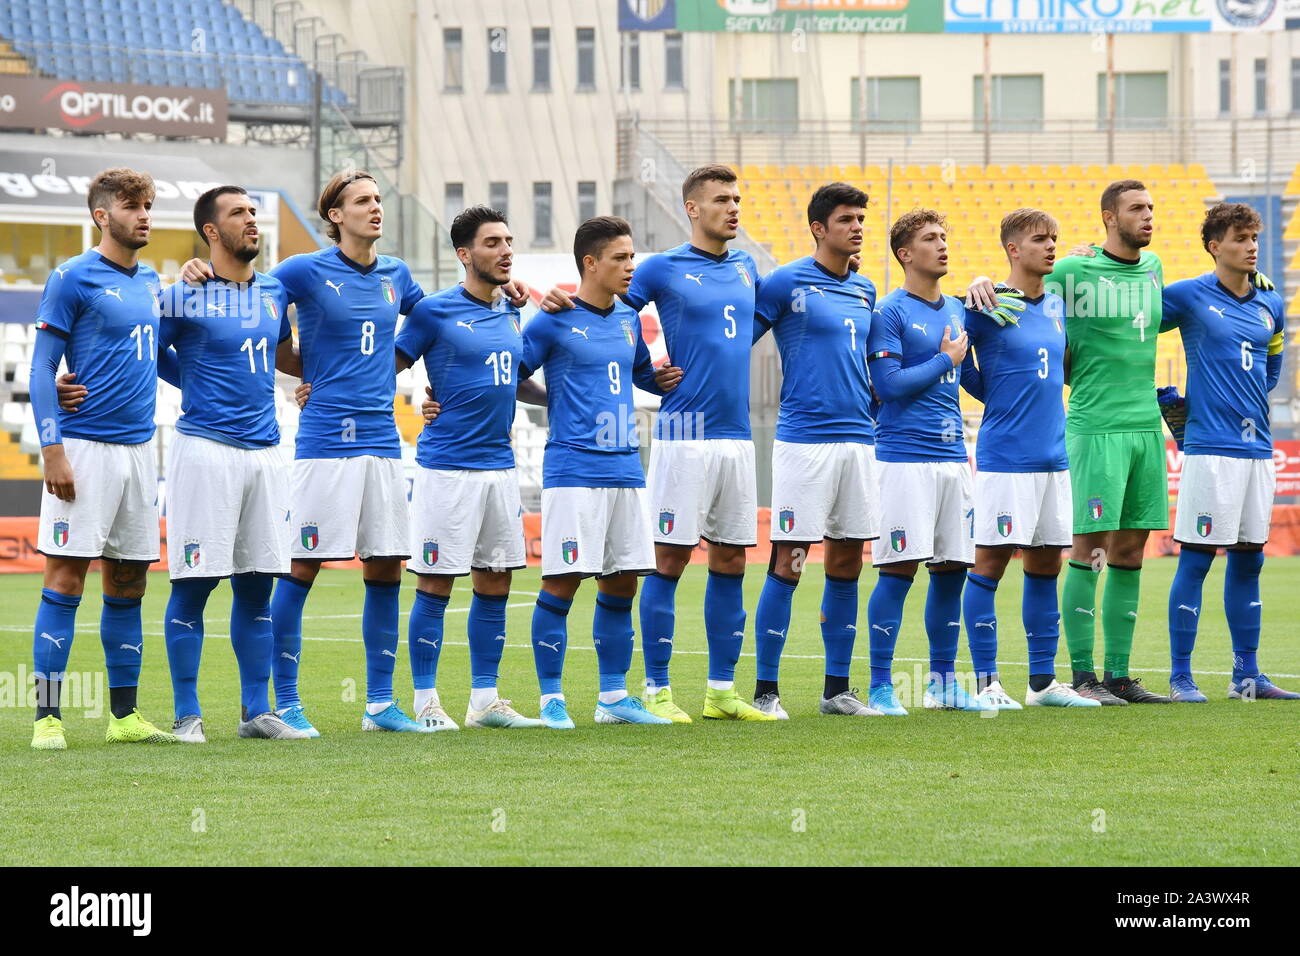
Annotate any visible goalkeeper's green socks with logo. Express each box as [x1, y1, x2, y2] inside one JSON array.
[[1062, 561, 1101, 675], [1102, 565, 1142, 679]]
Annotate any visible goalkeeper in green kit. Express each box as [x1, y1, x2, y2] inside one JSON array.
[[1047, 180, 1173, 704]]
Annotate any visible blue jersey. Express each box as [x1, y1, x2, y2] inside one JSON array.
[[866, 289, 967, 464], [521, 298, 659, 489], [159, 273, 291, 449], [755, 257, 876, 444], [273, 247, 423, 459], [395, 285, 521, 471], [34, 250, 161, 445], [1162, 273, 1286, 459], [624, 243, 758, 441], [964, 293, 1069, 473]]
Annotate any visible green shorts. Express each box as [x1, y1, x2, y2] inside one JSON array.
[[1066, 430, 1169, 534]]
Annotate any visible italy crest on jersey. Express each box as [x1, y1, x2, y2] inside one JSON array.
[[890, 527, 906, 552], [184, 541, 202, 568], [262, 292, 279, 320], [300, 524, 319, 551], [734, 263, 751, 287], [997, 513, 1013, 537], [561, 538, 579, 565], [1257, 307, 1272, 329], [1197, 513, 1212, 537], [510, 314, 521, 335], [52, 520, 69, 548], [658, 510, 675, 535], [1088, 497, 1103, 520], [778, 509, 795, 534], [423, 539, 439, 565], [380, 275, 396, 305], [620, 318, 636, 347]]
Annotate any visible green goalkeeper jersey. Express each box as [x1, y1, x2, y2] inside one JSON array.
[[1049, 247, 1164, 435]]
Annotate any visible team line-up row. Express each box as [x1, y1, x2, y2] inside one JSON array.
[[22, 163, 1294, 750]]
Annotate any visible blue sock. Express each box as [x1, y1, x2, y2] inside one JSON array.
[[1225, 549, 1264, 681], [163, 577, 218, 719], [362, 579, 400, 704], [1022, 571, 1061, 679], [270, 576, 311, 709], [408, 590, 449, 691], [230, 573, 274, 719], [1168, 547, 1214, 679], [754, 572, 797, 682], [867, 572, 913, 688], [531, 591, 571, 696], [704, 570, 746, 683], [468, 591, 508, 689], [101, 595, 144, 690], [593, 592, 635, 694], [963, 572, 999, 682], [639, 572, 678, 688], [33, 588, 80, 682], [925, 569, 965, 688], [820, 574, 858, 679]]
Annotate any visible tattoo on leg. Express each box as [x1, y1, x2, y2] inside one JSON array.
[[106, 560, 148, 598]]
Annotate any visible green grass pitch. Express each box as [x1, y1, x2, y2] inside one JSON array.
[[1, 559, 1297, 866]]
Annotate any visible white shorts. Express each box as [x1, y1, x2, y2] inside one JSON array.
[[872, 460, 974, 567], [974, 470, 1072, 549], [409, 466, 526, 576], [38, 437, 159, 562], [770, 440, 878, 542], [166, 433, 291, 579], [1174, 454, 1274, 546], [540, 486, 655, 578], [291, 456, 409, 561], [648, 438, 757, 547]]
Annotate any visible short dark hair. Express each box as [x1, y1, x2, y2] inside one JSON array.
[[807, 182, 868, 234], [87, 167, 155, 225], [450, 205, 508, 250], [1100, 179, 1148, 215], [1201, 202, 1262, 252], [317, 170, 378, 241], [889, 208, 947, 265], [681, 164, 737, 203], [193, 185, 249, 245], [999, 207, 1058, 248], [573, 216, 632, 275]]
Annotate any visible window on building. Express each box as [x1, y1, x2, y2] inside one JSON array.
[[1254, 58, 1268, 115], [444, 183, 464, 228], [443, 28, 462, 92], [533, 182, 552, 244], [578, 181, 597, 222], [1219, 59, 1231, 116], [729, 78, 798, 135], [489, 182, 509, 219], [532, 28, 550, 92], [1095, 72, 1168, 130], [621, 32, 640, 92], [665, 32, 684, 90], [972, 74, 1044, 132], [850, 76, 920, 133], [576, 28, 595, 90], [487, 27, 507, 92], [1292, 58, 1300, 114]]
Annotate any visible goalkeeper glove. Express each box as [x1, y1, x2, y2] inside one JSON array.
[[1157, 385, 1187, 451], [983, 283, 1026, 327], [1250, 270, 1274, 291]]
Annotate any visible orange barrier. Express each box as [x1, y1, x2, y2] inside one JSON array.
[[4, 507, 1300, 573]]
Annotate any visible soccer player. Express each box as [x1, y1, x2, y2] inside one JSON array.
[[1047, 180, 1172, 704], [542, 165, 768, 721], [157, 186, 310, 741], [864, 209, 990, 715], [28, 167, 177, 749], [521, 216, 682, 728], [960, 209, 1099, 709], [749, 182, 882, 718], [1161, 203, 1295, 702], [183, 170, 427, 733], [394, 205, 547, 730]]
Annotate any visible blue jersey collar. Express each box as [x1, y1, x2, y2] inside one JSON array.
[[459, 286, 496, 309], [905, 291, 946, 311], [812, 259, 850, 282], [687, 244, 729, 263], [333, 246, 378, 275], [573, 296, 616, 317], [1213, 278, 1256, 305], [1023, 293, 1045, 305], [96, 253, 139, 278]]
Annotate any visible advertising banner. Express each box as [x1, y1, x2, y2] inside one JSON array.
[[944, 0, 1291, 33], [619, 0, 945, 33], [0, 77, 227, 139]]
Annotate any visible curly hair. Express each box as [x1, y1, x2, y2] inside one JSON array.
[[889, 208, 947, 265], [87, 167, 155, 222], [1200, 202, 1262, 252]]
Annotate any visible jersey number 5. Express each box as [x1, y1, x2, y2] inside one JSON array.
[[723, 304, 737, 339]]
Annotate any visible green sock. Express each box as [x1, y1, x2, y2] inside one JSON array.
[[1061, 560, 1101, 674], [1102, 564, 1142, 678]]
